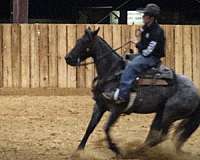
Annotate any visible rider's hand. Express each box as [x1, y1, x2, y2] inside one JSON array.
[[130, 37, 138, 44]]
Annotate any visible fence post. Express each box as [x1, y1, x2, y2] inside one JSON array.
[[13, 0, 29, 23]]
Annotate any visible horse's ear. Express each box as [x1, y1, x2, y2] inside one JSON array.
[[92, 27, 100, 37], [87, 26, 92, 30], [85, 28, 89, 34], [85, 27, 91, 34], [85, 28, 93, 40]]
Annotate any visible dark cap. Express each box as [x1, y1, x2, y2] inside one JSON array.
[[143, 3, 160, 17]]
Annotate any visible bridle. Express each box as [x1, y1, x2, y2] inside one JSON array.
[[76, 40, 136, 66]]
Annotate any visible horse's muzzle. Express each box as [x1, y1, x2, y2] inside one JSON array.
[[65, 55, 70, 64], [65, 54, 78, 66]]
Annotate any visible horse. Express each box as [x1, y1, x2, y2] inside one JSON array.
[[65, 27, 200, 156]]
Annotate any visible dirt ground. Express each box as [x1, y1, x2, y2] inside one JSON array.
[[0, 96, 200, 160]]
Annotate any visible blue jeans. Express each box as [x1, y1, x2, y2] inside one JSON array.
[[118, 54, 160, 100]]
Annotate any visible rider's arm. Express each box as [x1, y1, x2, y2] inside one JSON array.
[[141, 29, 165, 57], [135, 28, 144, 51]]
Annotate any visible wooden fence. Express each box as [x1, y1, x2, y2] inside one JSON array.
[[0, 24, 199, 89]]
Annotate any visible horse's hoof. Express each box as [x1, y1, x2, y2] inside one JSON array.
[[109, 143, 121, 155], [77, 145, 84, 151], [70, 151, 80, 160], [134, 144, 149, 153], [116, 153, 124, 159], [176, 149, 191, 155], [70, 149, 85, 160]]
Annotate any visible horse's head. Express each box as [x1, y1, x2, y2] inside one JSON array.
[[65, 27, 100, 66]]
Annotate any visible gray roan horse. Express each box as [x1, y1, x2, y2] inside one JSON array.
[[65, 27, 200, 155]]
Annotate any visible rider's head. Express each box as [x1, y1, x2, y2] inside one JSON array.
[[142, 3, 160, 26]]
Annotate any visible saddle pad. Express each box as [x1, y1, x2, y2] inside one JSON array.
[[142, 65, 174, 80], [137, 78, 168, 86]]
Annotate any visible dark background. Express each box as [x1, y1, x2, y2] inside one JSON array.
[[1, 0, 200, 24]]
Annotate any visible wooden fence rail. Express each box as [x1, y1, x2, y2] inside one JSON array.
[[0, 24, 199, 89]]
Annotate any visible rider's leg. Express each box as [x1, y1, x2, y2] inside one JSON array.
[[103, 55, 160, 102]]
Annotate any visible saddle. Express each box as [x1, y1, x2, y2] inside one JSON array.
[[136, 63, 175, 86], [124, 53, 175, 86]]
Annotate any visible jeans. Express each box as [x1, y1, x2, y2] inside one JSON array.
[[118, 54, 160, 100]]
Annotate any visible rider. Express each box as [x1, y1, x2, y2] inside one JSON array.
[[103, 3, 166, 103]]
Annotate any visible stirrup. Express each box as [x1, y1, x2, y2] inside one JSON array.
[[102, 91, 115, 100], [102, 89, 120, 101]]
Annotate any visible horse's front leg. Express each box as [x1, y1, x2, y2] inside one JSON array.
[[104, 107, 122, 155], [77, 103, 105, 150]]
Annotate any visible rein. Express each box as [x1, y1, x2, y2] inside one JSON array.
[[77, 40, 136, 66]]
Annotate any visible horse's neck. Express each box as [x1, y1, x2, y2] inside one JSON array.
[[93, 37, 123, 79]]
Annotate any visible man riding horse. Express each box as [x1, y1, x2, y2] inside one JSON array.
[[103, 3, 165, 104], [65, 3, 200, 155]]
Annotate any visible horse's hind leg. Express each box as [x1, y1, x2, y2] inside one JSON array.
[[144, 112, 164, 146], [173, 111, 200, 153], [77, 104, 105, 150], [143, 110, 173, 148]]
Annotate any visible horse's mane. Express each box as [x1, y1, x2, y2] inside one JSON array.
[[98, 36, 124, 61]]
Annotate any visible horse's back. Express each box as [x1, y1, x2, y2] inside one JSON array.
[[169, 74, 200, 107], [127, 73, 199, 114]]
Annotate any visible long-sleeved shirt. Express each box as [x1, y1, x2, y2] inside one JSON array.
[[136, 22, 166, 58]]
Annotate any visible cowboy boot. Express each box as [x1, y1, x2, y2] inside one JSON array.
[[102, 89, 127, 104]]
